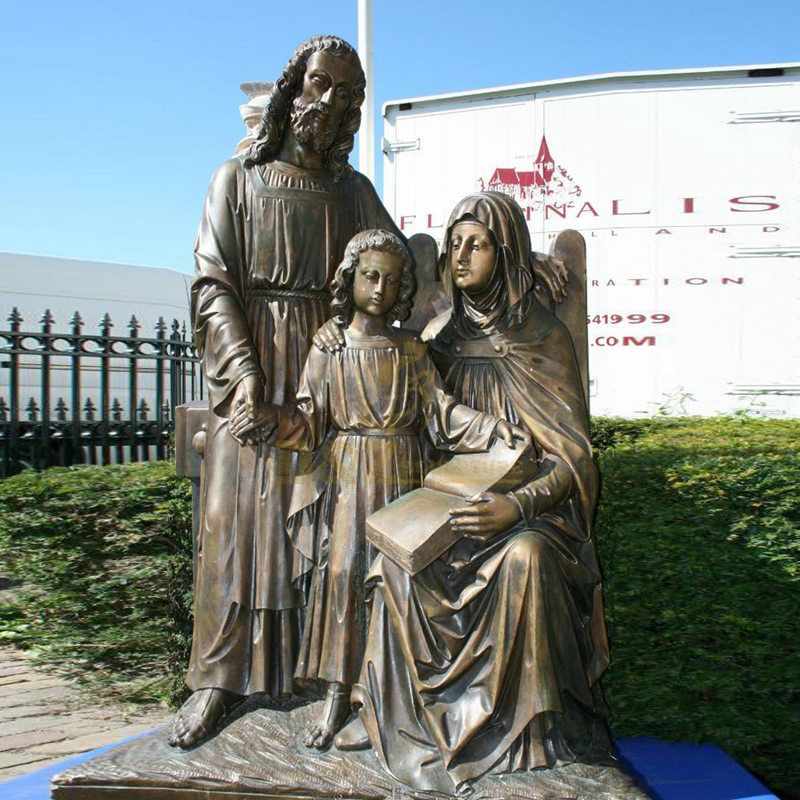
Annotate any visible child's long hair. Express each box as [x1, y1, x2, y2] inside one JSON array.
[[330, 230, 415, 327]]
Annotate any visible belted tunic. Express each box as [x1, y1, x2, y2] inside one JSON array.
[[188, 156, 399, 696]]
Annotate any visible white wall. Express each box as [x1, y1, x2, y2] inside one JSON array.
[[384, 68, 800, 417]]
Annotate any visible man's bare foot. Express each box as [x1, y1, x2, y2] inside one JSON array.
[[303, 684, 350, 750], [168, 688, 240, 749], [333, 713, 370, 751]]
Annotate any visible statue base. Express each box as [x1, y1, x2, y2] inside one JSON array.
[[52, 698, 650, 800]]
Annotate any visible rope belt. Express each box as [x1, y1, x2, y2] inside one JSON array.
[[249, 287, 331, 301], [335, 427, 420, 438]]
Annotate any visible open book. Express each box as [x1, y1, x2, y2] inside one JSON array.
[[366, 438, 537, 575]]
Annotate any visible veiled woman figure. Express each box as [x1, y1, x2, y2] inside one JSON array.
[[339, 192, 612, 793]]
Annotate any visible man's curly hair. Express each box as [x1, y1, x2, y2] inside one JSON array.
[[330, 230, 415, 327], [242, 35, 365, 181]]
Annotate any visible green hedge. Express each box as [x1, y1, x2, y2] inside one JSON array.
[[594, 417, 800, 799], [0, 418, 797, 796], [0, 460, 193, 705]]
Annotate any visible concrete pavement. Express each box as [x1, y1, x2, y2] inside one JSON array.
[[0, 647, 170, 781]]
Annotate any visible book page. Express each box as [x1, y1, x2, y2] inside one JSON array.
[[423, 437, 534, 497]]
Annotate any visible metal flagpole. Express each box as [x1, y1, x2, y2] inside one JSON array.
[[357, 0, 375, 181]]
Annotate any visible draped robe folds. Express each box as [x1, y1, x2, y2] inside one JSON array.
[[351, 295, 612, 794], [189, 156, 399, 697], [270, 331, 498, 689]]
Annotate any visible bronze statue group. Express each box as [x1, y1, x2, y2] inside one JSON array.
[[169, 34, 611, 797]]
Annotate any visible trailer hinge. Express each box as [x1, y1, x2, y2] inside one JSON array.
[[729, 246, 800, 259], [382, 137, 420, 154], [728, 110, 800, 124]]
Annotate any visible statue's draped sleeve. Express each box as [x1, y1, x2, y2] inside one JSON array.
[[191, 158, 265, 412], [509, 454, 574, 524], [500, 310, 597, 544], [413, 342, 498, 454], [271, 345, 331, 453]]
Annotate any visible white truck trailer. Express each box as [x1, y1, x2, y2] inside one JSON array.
[[382, 63, 800, 417]]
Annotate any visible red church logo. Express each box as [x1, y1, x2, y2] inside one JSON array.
[[478, 135, 582, 212]]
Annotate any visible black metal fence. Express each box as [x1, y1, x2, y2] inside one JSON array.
[[0, 309, 203, 476]]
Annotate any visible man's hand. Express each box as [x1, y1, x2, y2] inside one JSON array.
[[230, 374, 262, 417], [229, 399, 278, 444], [313, 319, 346, 353], [532, 252, 569, 303], [448, 492, 521, 540], [227, 374, 264, 444], [494, 421, 532, 450]]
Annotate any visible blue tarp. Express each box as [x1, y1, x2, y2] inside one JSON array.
[[0, 735, 778, 800], [0, 732, 150, 800], [615, 737, 776, 800]]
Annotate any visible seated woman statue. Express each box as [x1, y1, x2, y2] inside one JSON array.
[[334, 191, 613, 794]]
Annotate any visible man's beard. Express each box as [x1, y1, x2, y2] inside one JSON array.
[[290, 98, 337, 154]]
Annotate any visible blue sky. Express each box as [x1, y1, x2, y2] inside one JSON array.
[[1, 0, 797, 273]]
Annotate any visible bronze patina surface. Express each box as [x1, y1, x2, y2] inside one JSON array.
[[52, 31, 649, 800], [340, 194, 612, 794], [52, 699, 648, 800], [170, 34, 401, 751]]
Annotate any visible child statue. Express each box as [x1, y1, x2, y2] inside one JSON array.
[[229, 229, 528, 749]]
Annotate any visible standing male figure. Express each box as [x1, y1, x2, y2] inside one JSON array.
[[169, 35, 401, 748]]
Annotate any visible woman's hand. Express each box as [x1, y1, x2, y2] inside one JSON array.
[[449, 492, 521, 541], [313, 318, 346, 353], [494, 420, 532, 450]]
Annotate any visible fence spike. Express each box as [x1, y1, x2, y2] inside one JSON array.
[[8, 307, 22, 330], [54, 397, 68, 421], [41, 309, 55, 332], [26, 397, 40, 421], [84, 397, 96, 421], [111, 398, 123, 422], [1, 313, 199, 471]]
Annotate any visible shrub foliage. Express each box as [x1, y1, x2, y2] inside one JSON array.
[[0, 461, 193, 704], [0, 418, 797, 795], [593, 417, 800, 799]]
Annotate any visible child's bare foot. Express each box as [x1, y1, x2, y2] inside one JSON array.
[[303, 684, 350, 750], [168, 687, 240, 748]]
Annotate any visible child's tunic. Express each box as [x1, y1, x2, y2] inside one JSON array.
[[273, 328, 497, 687]]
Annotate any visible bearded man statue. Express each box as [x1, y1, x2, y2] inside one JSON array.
[[169, 35, 401, 748]]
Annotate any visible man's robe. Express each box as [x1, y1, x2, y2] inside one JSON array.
[[189, 156, 399, 696]]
